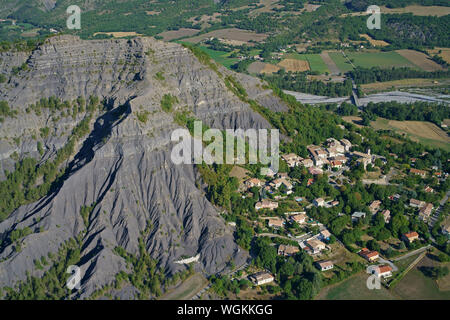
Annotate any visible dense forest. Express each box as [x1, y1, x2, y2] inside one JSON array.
[[363, 101, 450, 126], [361, 14, 450, 49], [260, 70, 353, 97], [349, 67, 450, 85], [346, 0, 450, 11], [2, 0, 448, 53]]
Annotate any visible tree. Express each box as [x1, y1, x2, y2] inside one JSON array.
[[375, 228, 391, 241], [420, 266, 449, 280], [328, 235, 337, 244], [389, 213, 409, 237], [367, 239, 380, 252]]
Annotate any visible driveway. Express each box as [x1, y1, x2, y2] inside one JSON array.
[[429, 190, 450, 227], [391, 245, 431, 262], [378, 257, 398, 272]]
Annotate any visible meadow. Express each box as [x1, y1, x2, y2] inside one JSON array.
[[329, 51, 417, 73], [370, 118, 450, 152], [316, 272, 397, 300], [318, 252, 450, 300], [342, 117, 450, 152], [285, 53, 330, 74], [392, 255, 450, 300], [178, 42, 239, 69]]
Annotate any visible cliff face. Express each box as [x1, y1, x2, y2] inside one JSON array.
[[0, 35, 287, 298]]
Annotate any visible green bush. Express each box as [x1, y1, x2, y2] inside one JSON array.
[[160, 94, 178, 113], [136, 110, 150, 123]]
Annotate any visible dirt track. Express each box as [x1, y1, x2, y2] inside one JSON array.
[[320, 52, 340, 75], [396, 49, 444, 72]]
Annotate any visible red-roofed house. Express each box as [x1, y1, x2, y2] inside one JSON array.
[[330, 160, 343, 169], [402, 231, 419, 243], [419, 203, 433, 221], [410, 199, 426, 208], [375, 265, 393, 278], [410, 168, 426, 178], [359, 248, 379, 262]]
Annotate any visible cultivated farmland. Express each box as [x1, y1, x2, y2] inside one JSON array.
[[371, 119, 450, 151], [341, 5, 450, 17], [329, 51, 418, 73], [157, 28, 200, 41], [380, 5, 450, 17], [359, 34, 390, 47], [285, 53, 330, 74], [183, 28, 268, 46], [316, 272, 397, 300], [392, 254, 450, 300], [248, 61, 281, 74], [361, 78, 450, 93], [396, 49, 444, 72], [428, 47, 450, 64], [92, 31, 143, 38], [260, 63, 281, 74], [277, 58, 310, 72], [341, 117, 450, 151]]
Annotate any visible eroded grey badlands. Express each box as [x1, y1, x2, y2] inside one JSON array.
[[0, 35, 288, 298]]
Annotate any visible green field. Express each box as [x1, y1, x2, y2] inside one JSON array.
[[316, 272, 397, 300], [177, 41, 239, 69], [286, 53, 330, 74], [318, 252, 450, 300], [329, 51, 417, 73], [197, 46, 239, 69], [370, 118, 450, 152], [392, 256, 450, 300]]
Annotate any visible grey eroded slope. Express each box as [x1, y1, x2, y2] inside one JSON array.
[[0, 35, 287, 298]]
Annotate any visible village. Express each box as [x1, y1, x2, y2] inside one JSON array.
[[230, 136, 450, 290]]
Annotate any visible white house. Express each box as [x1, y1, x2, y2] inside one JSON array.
[[255, 199, 278, 211], [313, 198, 325, 207], [352, 211, 366, 222], [374, 265, 393, 278], [316, 260, 334, 271], [249, 272, 274, 286]]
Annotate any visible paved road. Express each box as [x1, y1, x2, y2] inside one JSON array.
[[257, 232, 314, 245], [376, 244, 431, 273], [391, 244, 431, 262], [378, 257, 398, 272], [429, 190, 450, 228], [256, 233, 294, 241]]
